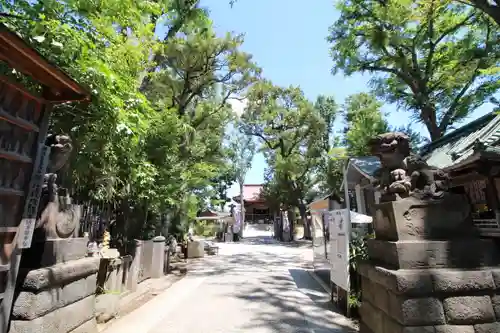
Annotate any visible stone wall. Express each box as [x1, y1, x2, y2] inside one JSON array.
[[95, 237, 165, 323], [359, 195, 500, 333], [10, 236, 168, 333], [10, 255, 100, 333], [95, 256, 131, 323], [360, 265, 500, 333], [138, 240, 154, 283]]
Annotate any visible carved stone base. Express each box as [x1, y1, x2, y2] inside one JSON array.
[[21, 237, 88, 269], [366, 239, 500, 270], [373, 194, 474, 241], [359, 265, 500, 333], [38, 201, 82, 239], [10, 258, 100, 333], [360, 193, 500, 332]]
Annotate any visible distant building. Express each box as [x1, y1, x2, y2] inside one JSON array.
[[232, 184, 274, 224]]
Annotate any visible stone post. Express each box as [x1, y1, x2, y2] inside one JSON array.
[[126, 240, 142, 291], [151, 236, 166, 278], [359, 132, 500, 333]]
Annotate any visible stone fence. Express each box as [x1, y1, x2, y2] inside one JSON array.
[[10, 236, 168, 333], [95, 236, 166, 323], [139, 240, 153, 283]]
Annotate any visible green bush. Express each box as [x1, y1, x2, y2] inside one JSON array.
[[348, 232, 374, 314], [193, 221, 216, 237]]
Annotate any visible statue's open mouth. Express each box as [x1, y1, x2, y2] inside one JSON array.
[[378, 141, 398, 153]]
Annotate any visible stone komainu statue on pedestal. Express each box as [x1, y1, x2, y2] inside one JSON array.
[[34, 134, 81, 239], [357, 132, 500, 333], [368, 132, 450, 202]]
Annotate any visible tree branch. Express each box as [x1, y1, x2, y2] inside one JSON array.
[[139, 0, 201, 92], [439, 19, 492, 132], [245, 130, 279, 150], [360, 64, 419, 94], [461, 0, 500, 26]]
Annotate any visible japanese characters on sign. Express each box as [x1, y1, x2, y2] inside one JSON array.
[[18, 144, 49, 249], [329, 209, 350, 291]]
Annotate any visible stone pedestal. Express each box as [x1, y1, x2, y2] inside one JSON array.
[[187, 240, 204, 259], [151, 236, 165, 278], [95, 257, 125, 324], [10, 238, 100, 333], [21, 237, 89, 269], [127, 240, 142, 291], [359, 195, 500, 333]]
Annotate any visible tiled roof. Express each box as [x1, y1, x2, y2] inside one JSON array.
[[343, 112, 499, 183], [421, 112, 500, 169], [349, 156, 381, 177]]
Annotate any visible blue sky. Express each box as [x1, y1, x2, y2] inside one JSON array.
[[199, 0, 493, 198]]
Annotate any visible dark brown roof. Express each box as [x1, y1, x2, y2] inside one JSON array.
[[0, 23, 89, 102]]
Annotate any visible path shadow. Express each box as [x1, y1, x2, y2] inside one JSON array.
[[185, 239, 357, 332], [230, 267, 357, 332]]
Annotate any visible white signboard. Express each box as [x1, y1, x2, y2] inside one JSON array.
[[18, 218, 37, 249], [282, 211, 290, 232], [329, 209, 350, 291], [233, 208, 242, 233]]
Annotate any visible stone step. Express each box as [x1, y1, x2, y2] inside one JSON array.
[[367, 238, 500, 270], [359, 265, 500, 333], [358, 264, 500, 297]]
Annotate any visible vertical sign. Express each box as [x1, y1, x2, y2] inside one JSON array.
[[282, 211, 290, 232], [233, 207, 241, 234], [329, 209, 350, 291], [17, 144, 50, 249]]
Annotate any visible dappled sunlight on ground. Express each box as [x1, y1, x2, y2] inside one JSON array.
[[104, 236, 356, 333], [150, 237, 356, 332]]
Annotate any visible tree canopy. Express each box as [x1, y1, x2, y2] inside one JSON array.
[[329, 0, 500, 141], [0, 0, 497, 243], [0, 0, 260, 241]]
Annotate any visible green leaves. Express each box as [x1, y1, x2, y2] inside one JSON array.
[[227, 126, 256, 186], [0, 0, 259, 238], [241, 81, 328, 214], [329, 0, 500, 141], [342, 92, 389, 157]]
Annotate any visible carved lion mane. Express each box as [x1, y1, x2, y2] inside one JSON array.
[[368, 131, 450, 201], [368, 132, 411, 169], [45, 134, 73, 174]]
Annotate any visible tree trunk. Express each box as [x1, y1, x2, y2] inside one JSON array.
[[287, 208, 295, 242], [469, 0, 500, 27], [422, 105, 443, 142], [276, 211, 283, 241], [298, 201, 311, 240]]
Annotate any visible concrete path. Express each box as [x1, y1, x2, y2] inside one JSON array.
[[243, 223, 274, 238], [102, 236, 356, 333]]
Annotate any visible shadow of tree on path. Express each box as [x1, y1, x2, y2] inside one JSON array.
[[186, 244, 357, 333]]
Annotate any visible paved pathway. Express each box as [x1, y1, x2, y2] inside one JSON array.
[[102, 236, 356, 333]]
